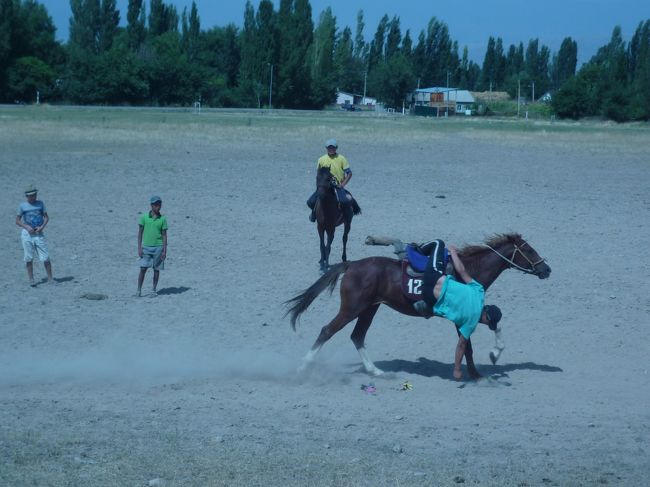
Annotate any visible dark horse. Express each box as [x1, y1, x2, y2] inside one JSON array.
[[286, 233, 551, 379], [314, 166, 358, 272]]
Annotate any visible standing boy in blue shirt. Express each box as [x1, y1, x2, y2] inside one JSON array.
[[16, 185, 54, 286]]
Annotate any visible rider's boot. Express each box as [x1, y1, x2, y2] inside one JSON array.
[[309, 210, 316, 222], [413, 300, 433, 319]]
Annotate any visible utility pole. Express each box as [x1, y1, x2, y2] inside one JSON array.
[[268, 63, 274, 109], [532, 81, 535, 103], [363, 70, 367, 105], [446, 71, 450, 117], [517, 79, 521, 117]]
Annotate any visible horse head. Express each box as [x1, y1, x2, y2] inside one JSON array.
[[489, 234, 551, 279], [316, 166, 335, 197]]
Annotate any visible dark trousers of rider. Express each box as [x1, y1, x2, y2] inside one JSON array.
[[421, 239, 447, 308], [307, 188, 353, 210]]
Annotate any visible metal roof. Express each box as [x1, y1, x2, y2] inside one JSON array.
[[415, 87, 475, 103]]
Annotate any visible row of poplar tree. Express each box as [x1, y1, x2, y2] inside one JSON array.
[[1, 0, 649, 120]]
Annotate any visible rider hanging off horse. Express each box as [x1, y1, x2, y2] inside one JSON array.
[[411, 239, 503, 379], [413, 239, 501, 379], [307, 139, 361, 222]]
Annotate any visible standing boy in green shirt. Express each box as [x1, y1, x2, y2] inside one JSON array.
[[136, 195, 168, 297]]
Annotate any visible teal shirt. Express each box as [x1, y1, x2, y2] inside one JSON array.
[[433, 277, 485, 339]]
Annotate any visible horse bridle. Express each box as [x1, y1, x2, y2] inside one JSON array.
[[483, 240, 546, 275]]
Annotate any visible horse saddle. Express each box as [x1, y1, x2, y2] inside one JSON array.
[[405, 244, 428, 272]]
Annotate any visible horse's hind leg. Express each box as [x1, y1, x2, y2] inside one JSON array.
[[350, 304, 383, 376], [299, 310, 357, 372]]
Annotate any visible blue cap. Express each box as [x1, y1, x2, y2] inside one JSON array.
[[150, 195, 162, 204], [325, 139, 338, 148]]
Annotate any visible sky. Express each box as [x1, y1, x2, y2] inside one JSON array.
[[41, 0, 650, 66]]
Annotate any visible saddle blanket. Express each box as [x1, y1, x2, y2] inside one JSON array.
[[401, 260, 424, 301]]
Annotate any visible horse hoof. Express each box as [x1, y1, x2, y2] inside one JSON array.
[[368, 367, 384, 377], [489, 351, 498, 365]]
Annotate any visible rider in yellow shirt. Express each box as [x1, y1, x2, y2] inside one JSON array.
[[307, 139, 361, 221]]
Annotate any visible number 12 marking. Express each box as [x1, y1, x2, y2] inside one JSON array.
[[408, 278, 422, 294]]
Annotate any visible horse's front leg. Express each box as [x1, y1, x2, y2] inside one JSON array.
[[318, 226, 327, 272], [323, 227, 334, 270], [489, 326, 505, 364], [341, 219, 350, 262]]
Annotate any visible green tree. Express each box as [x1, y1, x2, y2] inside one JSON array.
[[353, 10, 366, 60], [552, 64, 601, 118], [523, 38, 551, 100], [385, 16, 401, 59], [181, 1, 200, 61], [69, 0, 118, 53], [481, 37, 506, 90], [69, 0, 100, 53], [1, 0, 61, 102], [149, 0, 178, 36], [309, 7, 336, 108], [458, 46, 480, 90], [551, 37, 577, 89], [412, 17, 453, 87], [98, 0, 119, 52], [367, 14, 388, 73], [237, 1, 263, 106], [370, 52, 414, 109], [198, 24, 240, 89], [126, 0, 146, 50], [276, 0, 313, 108], [628, 20, 650, 120], [145, 31, 193, 104], [505, 42, 524, 78], [0, 0, 13, 64], [7, 56, 54, 101]]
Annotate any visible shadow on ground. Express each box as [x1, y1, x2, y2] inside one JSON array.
[[374, 357, 563, 381], [33, 276, 74, 286], [157, 286, 191, 295]]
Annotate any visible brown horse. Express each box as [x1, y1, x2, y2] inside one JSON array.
[[314, 167, 357, 272], [285, 233, 551, 379]]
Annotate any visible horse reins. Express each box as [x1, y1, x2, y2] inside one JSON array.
[[483, 241, 545, 274]]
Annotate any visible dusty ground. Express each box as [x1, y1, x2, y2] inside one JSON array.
[[0, 107, 649, 486]]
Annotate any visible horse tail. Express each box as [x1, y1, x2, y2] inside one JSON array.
[[284, 262, 350, 331]]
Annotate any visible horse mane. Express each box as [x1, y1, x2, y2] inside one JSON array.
[[458, 233, 523, 276]]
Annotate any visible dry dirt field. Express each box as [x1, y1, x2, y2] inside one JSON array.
[[1, 106, 649, 486]]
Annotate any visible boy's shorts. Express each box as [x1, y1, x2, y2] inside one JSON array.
[[139, 245, 164, 270], [21, 230, 50, 262]]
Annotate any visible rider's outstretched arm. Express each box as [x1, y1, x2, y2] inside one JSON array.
[[449, 246, 473, 284]]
